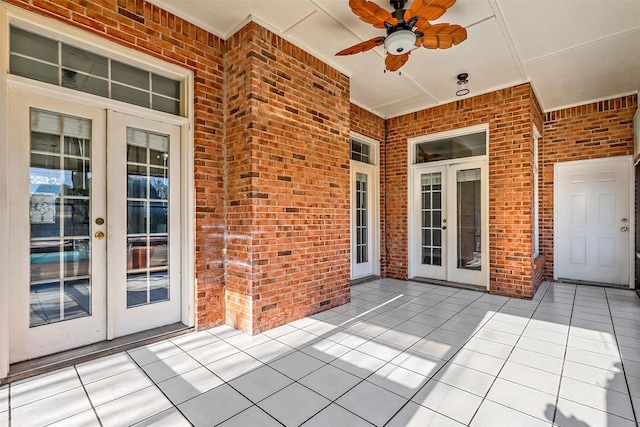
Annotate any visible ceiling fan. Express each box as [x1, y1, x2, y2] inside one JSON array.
[[336, 0, 467, 72]]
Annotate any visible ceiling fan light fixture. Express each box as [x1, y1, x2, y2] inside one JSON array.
[[384, 30, 416, 55], [456, 72, 470, 96]]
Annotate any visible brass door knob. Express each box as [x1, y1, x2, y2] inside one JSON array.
[[94, 231, 105, 239]]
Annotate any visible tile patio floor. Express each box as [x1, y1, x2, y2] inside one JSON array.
[[2, 279, 640, 426]]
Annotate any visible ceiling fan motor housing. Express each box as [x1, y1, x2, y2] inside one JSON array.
[[390, 0, 407, 10]]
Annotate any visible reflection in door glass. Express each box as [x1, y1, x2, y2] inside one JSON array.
[[457, 169, 481, 270], [126, 128, 170, 308], [356, 173, 368, 263], [421, 173, 442, 266], [29, 109, 92, 327]]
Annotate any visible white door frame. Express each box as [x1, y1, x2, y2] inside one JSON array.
[[0, 3, 195, 375], [350, 132, 380, 279], [4, 84, 194, 363], [553, 156, 634, 288], [407, 124, 490, 289], [408, 160, 489, 288], [0, 5, 11, 381]]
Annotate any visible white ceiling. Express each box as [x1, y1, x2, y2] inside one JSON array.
[[150, 0, 640, 118]]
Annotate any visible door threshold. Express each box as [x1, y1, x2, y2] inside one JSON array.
[[4, 323, 193, 384], [351, 275, 380, 286], [556, 278, 631, 289], [410, 277, 486, 293]]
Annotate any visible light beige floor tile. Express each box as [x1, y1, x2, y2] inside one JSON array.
[[11, 367, 81, 408], [336, 380, 408, 426], [11, 387, 91, 427], [367, 363, 429, 399], [178, 384, 252, 427], [471, 399, 552, 427], [302, 403, 373, 427], [486, 378, 556, 422], [258, 383, 330, 427], [412, 379, 483, 425], [386, 401, 465, 427]]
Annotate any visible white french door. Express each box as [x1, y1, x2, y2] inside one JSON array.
[[108, 111, 181, 337], [8, 91, 182, 362], [555, 157, 632, 286], [351, 162, 378, 278], [410, 160, 488, 288]]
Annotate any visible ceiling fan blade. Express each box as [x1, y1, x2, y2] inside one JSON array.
[[418, 23, 467, 49], [404, 0, 456, 25], [336, 36, 386, 56], [349, 0, 398, 29], [385, 51, 411, 72]]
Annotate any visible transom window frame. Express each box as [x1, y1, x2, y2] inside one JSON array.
[[1, 5, 192, 119], [350, 134, 378, 166], [410, 124, 489, 167], [9, 25, 183, 116], [0, 3, 196, 380]]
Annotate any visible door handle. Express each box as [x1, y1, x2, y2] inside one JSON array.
[[621, 226, 629, 232], [94, 231, 105, 239]]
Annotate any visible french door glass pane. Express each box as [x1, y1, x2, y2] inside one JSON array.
[[126, 128, 170, 308], [421, 173, 442, 266], [457, 169, 481, 270], [29, 109, 92, 327], [356, 172, 368, 264]]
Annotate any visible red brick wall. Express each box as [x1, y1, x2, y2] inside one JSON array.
[[382, 84, 538, 298], [5, 0, 227, 328], [225, 23, 352, 334], [350, 104, 385, 142], [540, 95, 638, 280]]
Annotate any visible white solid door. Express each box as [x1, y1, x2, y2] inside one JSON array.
[[555, 157, 632, 286], [9, 91, 107, 362], [351, 162, 377, 278], [411, 162, 487, 287], [107, 111, 182, 338]]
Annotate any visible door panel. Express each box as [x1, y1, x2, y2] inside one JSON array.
[[108, 112, 181, 338], [448, 162, 487, 286], [9, 92, 107, 362], [556, 158, 631, 285], [413, 167, 447, 280]]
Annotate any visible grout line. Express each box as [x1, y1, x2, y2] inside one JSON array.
[[605, 288, 639, 424], [74, 365, 104, 427], [465, 280, 552, 425], [550, 282, 577, 426], [382, 286, 513, 426]]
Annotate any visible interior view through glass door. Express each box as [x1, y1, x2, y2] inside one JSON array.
[[8, 92, 182, 363]]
